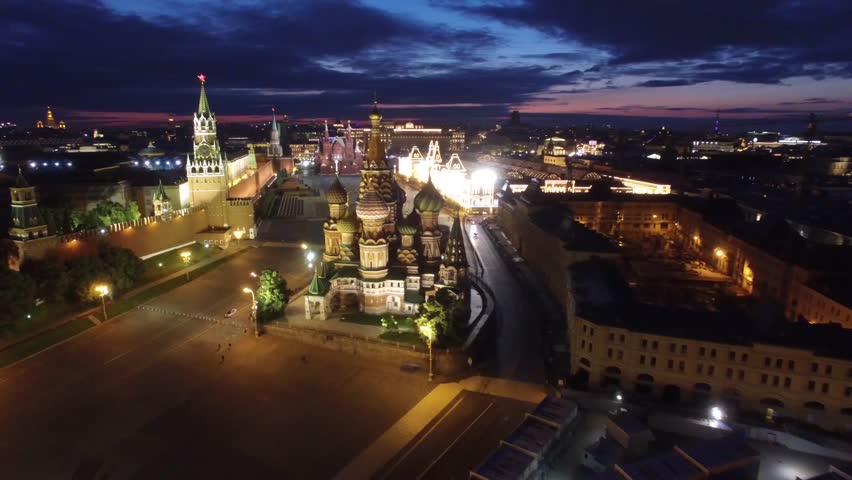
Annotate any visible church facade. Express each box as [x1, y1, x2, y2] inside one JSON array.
[[316, 120, 364, 175], [304, 102, 468, 320]]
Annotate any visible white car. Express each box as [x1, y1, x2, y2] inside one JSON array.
[[225, 308, 237, 318]]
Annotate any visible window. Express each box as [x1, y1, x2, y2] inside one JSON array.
[[808, 380, 815, 392], [641, 339, 648, 349], [670, 343, 676, 353], [608, 348, 613, 359], [710, 349, 717, 359], [678, 361, 685, 372], [775, 359, 782, 369], [738, 370, 745, 381], [609, 333, 614, 342], [846, 387, 851, 398], [588, 344, 593, 353], [772, 376, 779, 387], [761, 374, 768, 384], [811, 362, 818, 373], [826, 365, 833, 376], [726, 368, 733, 379], [583, 325, 587, 334], [652, 341, 658, 350], [822, 383, 829, 394], [728, 351, 735, 361], [640, 355, 646, 365], [788, 360, 795, 371], [581, 339, 586, 349], [681, 345, 687, 354], [590, 328, 595, 337], [617, 350, 624, 360], [784, 377, 791, 388], [697, 364, 704, 374], [765, 357, 771, 367], [650, 357, 657, 367], [708, 366, 715, 376], [699, 347, 706, 357], [741, 353, 748, 362], [667, 359, 674, 369], [620, 335, 625, 343]]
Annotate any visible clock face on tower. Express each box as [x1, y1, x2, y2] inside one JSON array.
[[196, 144, 212, 158]]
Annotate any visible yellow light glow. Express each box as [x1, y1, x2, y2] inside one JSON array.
[[693, 235, 699, 241], [419, 324, 434, 340], [242, 287, 252, 293], [233, 229, 244, 240], [714, 248, 725, 258], [94, 284, 110, 296], [180, 251, 191, 259]]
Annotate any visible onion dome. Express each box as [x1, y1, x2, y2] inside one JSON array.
[[397, 215, 418, 236], [326, 175, 348, 205], [336, 216, 359, 234], [413, 175, 444, 213], [356, 187, 389, 221]]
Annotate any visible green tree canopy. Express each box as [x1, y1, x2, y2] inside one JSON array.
[[256, 269, 289, 322], [415, 288, 468, 347], [21, 257, 70, 303], [0, 270, 36, 332]]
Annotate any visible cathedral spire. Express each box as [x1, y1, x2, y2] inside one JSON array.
[[197, 74, 211, 115], [271, 108, 278, 132]]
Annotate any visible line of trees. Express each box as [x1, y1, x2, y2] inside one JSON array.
[[42, 200, 142, 235], [0, 241, 144, 333]]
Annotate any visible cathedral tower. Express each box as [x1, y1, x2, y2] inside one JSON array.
[[440, 212, 468, 289], [186, 74, 229, 227], [359, 98, 399, 234], [356, 184, 389, 279], [323, 175, 348, 262], [413, 173, 444, 265]]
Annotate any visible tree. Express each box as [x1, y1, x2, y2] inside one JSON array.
[[415, 289, 467, 347], [21, 258, 70, 303], [66, 255, 110, 303], [256, 269, 289, 322], [98, 244, 144, 291], [0, 270, 37, 333]]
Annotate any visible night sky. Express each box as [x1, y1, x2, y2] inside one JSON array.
[[3, 0, 852, 129]]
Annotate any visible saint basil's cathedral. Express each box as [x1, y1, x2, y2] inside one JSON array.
[[304, 101, 469, 320]]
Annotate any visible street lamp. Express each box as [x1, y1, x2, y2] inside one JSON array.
[[180, 250, 192, 280], [250, 271, 257, 278], [301, 243, 308, 250], [419, 324, 435, 381], [95, 284, 110, 321], [710, 405, 725, 421], [233, 228, 244, 247], [242, 287, 259, 337]]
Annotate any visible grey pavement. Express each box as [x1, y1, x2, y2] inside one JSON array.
[[0, 303, 433, 478]]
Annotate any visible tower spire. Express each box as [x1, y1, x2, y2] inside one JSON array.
[[197, 74, 211, 115], [272, 108, 278, 132]]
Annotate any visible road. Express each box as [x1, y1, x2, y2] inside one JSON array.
[[374, 390, 530, 480], [0, 246, 433, 479]]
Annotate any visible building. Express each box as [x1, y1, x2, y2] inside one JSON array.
[[316, 120, 364, 175], [35, 106, 66, 130], [267, 108, 283, 159], [185, 75, 257, 245], [397, 143, 499, 212], [542, 139, 568, 167], [303, 102, 469, 320], [388, 122, 465, 155], [8, 168, 49, 241], [568, 259, 852, 432]]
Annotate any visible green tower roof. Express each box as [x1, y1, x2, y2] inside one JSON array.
[[197, 75, 211, 115], [153, 179, 170, 202]]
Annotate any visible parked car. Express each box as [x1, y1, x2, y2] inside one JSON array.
[[225, 308, 237, 318]]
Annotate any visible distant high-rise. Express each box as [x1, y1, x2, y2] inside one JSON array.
[[713, 109, 720, 135], [36, 106, 65, 130], [510, 110, 521, 126]]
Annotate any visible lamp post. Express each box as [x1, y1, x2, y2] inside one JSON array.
[[233, 228, 244, 247], [306, 249, 315, 270], [243, 287, 259, 337], [95, 284, 110, 321], [419, 324, 435, 381], [180, 250, 192, 280]]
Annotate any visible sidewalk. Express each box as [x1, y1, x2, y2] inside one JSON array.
[[0, 244, 251, 355]]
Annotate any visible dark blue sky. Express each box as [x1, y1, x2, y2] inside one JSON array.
[[2, 0, 851, 129]]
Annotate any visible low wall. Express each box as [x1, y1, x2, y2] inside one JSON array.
[[19, 207, 210, 261], [264, 322, 469, 376]]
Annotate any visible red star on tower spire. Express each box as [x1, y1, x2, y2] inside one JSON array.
[[197, 73, 206, 83]]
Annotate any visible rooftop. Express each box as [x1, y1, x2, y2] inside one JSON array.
[[528, 206, 618, 253], [616, 451, 702, 480], [504, 417, 558, 457], [530, 395, 578, 427], [675, 436, 759, 474], [472, 443, 535, 480]]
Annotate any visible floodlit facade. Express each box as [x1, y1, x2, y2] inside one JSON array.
[[304, 102, 469, 320], [398, 142, 498, 212]]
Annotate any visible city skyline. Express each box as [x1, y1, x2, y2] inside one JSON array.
[[2, 0, 852, 130]]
